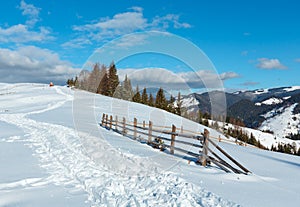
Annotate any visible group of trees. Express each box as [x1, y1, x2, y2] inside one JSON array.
[[67, 62, 119, 97], [270, 143, 300, 156], [67, 62, 119, 96], [67, 62, 182, 115], [130, 87, 182, 115]]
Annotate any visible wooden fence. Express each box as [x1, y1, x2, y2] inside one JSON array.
[[100, 113, 251, 175]]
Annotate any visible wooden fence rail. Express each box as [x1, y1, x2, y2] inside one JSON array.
[[100, 113, 250, 175]]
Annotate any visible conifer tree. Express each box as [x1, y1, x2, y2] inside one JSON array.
[[108, 61, 119, 97], [141, 87, 148, 104], [148, 93, 154, 106], [155, 88, 167, 110], [97, 70, 109, 96], [176, 92, 182, 115], [132, 85, 141, 103]]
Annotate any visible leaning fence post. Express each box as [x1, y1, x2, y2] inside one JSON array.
[[109, 115, 113, 129], [122, 117, 126, 135], [148, 121, 152, 143], [105, 114, 108, 127], [133, 117, 137, 139], [115, 115, 118, 131], [201, 129, 209, 167], [101, 113, 105, 126], [170, 124, 176, 154]]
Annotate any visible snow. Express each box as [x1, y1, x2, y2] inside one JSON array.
[[253, 88, 269, 95], [1, 83, 300, 207], [182, 96, 199, 108], [283, 86, 300, 92], [261, 97, 283, 105], [259, 103, 300, 148], [255, 97, 283, 106]]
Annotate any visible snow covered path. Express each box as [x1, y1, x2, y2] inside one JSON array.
[[0, 84, 238, 206]]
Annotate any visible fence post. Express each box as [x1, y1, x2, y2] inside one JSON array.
[[218, 135, 221, 142], [101, 113, 105, 126], [148, 121, 152, 143], [115, 115, 118, 131], [170, 124, 176, 154], [122, 117, 126, 135], [109, 115, 113, 129], [201, 129, 209, 167], [181, 125, 183, 133], [105, 114, 108, 128], [133, 117, 137, 139], [143, 121, 145, 129]]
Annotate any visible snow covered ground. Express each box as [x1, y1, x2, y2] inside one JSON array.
[[0, 83, 300, 207]]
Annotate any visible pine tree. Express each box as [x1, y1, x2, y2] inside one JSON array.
[[108, 61, 119, 97], [123, 75, 133, 99], [132, 85, 141, 103], [148, 93, 154, 106], [141, 87, 148, 105], [175, 92, 182, 115], [155, 88, 167, 110], [97, 70, 109, 96]]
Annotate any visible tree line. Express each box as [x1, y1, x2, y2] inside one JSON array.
[[67, 62, 182, 115]]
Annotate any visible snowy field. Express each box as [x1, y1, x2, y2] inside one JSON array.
[[0, 83, 300, 207]]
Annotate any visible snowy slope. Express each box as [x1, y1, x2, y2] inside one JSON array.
[[0, 83, 300, 207], [259, 103, 300, 146]]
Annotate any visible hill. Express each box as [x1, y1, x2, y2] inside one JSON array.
[[0, 83, 300, 206]]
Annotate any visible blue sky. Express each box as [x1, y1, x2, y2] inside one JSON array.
[[0, 0, 299, 92]]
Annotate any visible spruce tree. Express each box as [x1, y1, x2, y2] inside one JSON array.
[[141, 87, 148, 105], [108, 61, 119, 97], [176, 92, 182, 115], [132, 85, 141, 103], [122, 75, 133, 100], [97, 70, 109, 96], [148, 93, 154, 106], [155, 88, 167, 110]]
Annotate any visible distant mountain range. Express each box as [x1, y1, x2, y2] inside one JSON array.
[[181, 86, 300, 138]]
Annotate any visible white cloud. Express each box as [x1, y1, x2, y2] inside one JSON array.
[[129, 6, 143, 13], [0, 24, 53, 43], [295, 58, 300, 62], [257, 58, 287, 70], [61, 37, 92, 48], [69, 7, 191, 45], [73, 11, 147, 33], [19, 0, 41, 27], [118, 68, 238, 90], [152, 14, 191, 29], [0, 46, 80, 84]]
